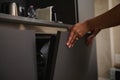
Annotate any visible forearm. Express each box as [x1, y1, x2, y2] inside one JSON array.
[[86, 3, 120, 30]]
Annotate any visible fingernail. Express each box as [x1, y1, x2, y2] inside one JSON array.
[[68, 45, 71, 48], [66, 43, 70, 48], [66, 43, 69, 46]]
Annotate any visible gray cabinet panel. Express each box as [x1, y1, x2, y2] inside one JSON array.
[[53, 31, 98, 80], [0, 28, 97, 80], [0, 28, 37, 80]]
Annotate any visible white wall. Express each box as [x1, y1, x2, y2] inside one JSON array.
[[78, 0, 94, 22], [77, 0, 120, 79], [95, 0, 120, 79], [95, 0, 112, 78], [109, 0, 120, 66]]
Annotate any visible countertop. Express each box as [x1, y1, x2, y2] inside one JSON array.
[[0, 13, 71, 29]]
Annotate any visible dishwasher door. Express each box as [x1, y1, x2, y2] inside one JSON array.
[[52, 31, 98, 80]]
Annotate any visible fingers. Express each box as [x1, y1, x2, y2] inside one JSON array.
[[86, 34, 94, 45], [66, 22, 89, 48], [66, 28, 82, 48], [86, 29, 100, 45], [66, 29, 75, 48]]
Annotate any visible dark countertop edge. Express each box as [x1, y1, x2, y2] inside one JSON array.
[[0, 13, 72, 29]]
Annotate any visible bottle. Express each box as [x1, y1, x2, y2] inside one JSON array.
[[10, 2, 18, 16], [19, 6, 25, 16], [27, 5, 36, 18]]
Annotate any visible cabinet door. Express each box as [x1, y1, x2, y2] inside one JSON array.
[[0, 28, 37, 80], [52, 31, 98, 80]]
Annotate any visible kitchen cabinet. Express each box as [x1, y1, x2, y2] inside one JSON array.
[[0, 28, 37, 80], [0, 13, 97, 80], [0, 28, 97, 80]]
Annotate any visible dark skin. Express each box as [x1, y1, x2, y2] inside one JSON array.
[[66, 3, 120, 48]]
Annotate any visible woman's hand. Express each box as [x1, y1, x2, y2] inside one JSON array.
[[66, 22, 89, 48], [66, 22, 100, 48], [86, 29, 100, 45]]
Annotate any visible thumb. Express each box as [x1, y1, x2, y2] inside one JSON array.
[[86, 29, 100, 45]]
